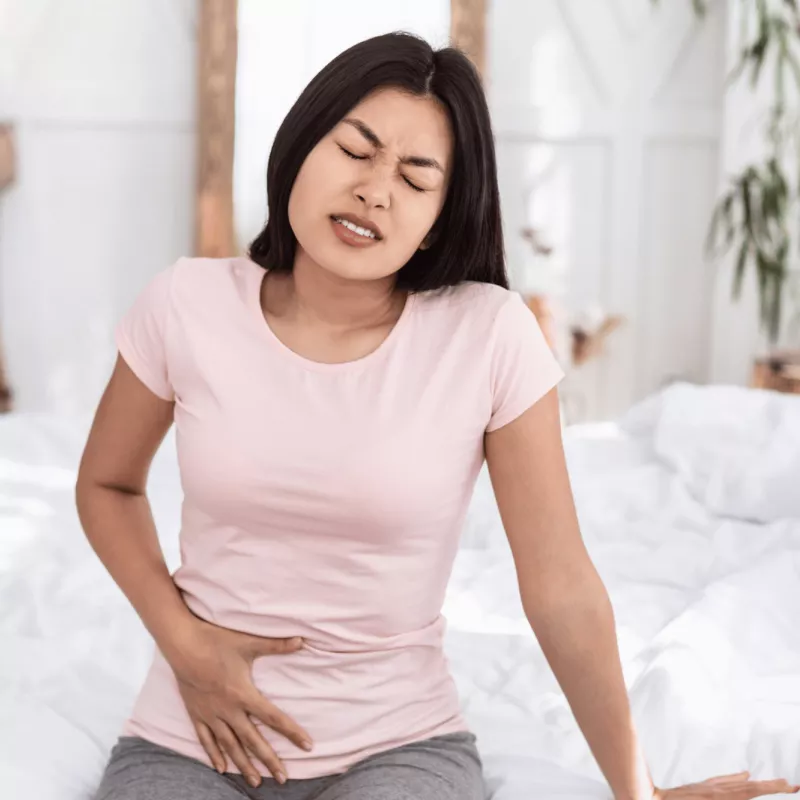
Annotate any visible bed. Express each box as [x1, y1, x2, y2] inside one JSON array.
[[1, 381, 799, 799]]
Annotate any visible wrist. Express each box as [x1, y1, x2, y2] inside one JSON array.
[[615, 786, 658, 800], [153, 606, 206, 669]]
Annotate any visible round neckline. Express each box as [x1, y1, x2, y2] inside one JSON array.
[[248, 262, 416, 373]]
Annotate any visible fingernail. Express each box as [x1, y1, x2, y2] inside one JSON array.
[[301, 739, 313, 751], [248, 775, 260, 787], [276, 771, 287, 784]]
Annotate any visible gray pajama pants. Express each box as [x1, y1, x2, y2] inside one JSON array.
[[92, 731, 487, 800]]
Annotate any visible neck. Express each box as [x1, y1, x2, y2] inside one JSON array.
[[266, 247, 404, 331]]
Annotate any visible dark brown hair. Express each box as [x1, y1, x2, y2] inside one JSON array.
[[248, 31, 507, 292]]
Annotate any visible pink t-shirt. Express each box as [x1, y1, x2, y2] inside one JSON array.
[[114, 256, 564, 779]]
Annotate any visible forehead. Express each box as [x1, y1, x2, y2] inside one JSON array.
[[340, 88, 453, 167]]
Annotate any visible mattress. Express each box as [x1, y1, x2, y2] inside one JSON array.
[[1, 382, 799, 798]]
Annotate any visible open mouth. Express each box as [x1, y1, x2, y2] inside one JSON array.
[[330, 215, 382, 241]]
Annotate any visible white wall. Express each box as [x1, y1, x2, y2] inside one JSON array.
[[488, 0, 727, 420], [0, 0, 197, 414]]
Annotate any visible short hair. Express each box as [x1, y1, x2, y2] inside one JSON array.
[[248, 31, 508, 292]]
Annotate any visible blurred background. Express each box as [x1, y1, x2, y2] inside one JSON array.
[[1, 0, 799, 422]]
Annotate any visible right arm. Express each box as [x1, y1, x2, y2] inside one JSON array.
[[75, 355, 311, 787], [75, 354, 196, 664]]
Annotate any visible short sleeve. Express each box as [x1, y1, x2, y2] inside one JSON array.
[[114, 262, 178, 401], [486, 292, 565, 432]]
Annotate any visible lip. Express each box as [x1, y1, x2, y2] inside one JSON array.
[[330, 213, 383, 240]]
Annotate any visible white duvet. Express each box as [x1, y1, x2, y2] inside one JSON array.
[[1, 382, 798, 799]]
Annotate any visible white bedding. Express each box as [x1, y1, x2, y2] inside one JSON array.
[[1, 382, 799, 799]]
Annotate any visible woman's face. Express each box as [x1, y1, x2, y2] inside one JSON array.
[[287, 87, 453, 283]]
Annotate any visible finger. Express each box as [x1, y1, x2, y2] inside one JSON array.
[[747, 779, 800, 796], [233, 712, 288, 785], [213, 719, 263, 789], [244, 635, 304, 659], [246, 691, 314, 752], [194, 719, 226, 774]]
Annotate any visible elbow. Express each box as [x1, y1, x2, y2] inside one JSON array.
[[74, 469, 89, 507], [74, 461, 98, 504], [74, 470, 96, 522]]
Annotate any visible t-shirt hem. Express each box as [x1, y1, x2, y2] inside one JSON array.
[[120, 714, 473, 780]]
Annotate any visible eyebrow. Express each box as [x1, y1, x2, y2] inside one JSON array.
[[341, 117, 445, 173]]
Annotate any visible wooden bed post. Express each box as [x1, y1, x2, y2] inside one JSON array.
[[195, 0, 238, 258], [0, 123, 15, 413], [450, 0, 488, 82]]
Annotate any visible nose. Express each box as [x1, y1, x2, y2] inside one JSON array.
[[354, 170, 390, 210]]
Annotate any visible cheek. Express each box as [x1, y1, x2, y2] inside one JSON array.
[[289, 151, 349, 227], [287, 167, 312, 236], [396, 198, 440, 247]]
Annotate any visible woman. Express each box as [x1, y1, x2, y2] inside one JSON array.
[[77, 32, 797, 800]]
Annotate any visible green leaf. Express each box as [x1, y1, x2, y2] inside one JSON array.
[[751, 36, 770, 88], [768, 263, 784, 343], [722, 193, 736, 248], [772, 158, 789, 201], [756, 251, 769, 329], [754, 249, 788, 342], [756, 0, 769, 28], [741, 175, 754, 238], [761, 172, 782, 238], [706, 191, 736, 256], [775, 30, 787, 105], [733, 239, 749, 300], [749, 0, 771, 87]]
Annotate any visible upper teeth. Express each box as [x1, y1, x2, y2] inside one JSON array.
[[335, 217, 377, 239]]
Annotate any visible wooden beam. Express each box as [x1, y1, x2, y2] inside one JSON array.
[[450, 0, 488, 82], [0, 328, 10, 413], [0, 124, 15, 193], [195, 0, 238, 257], [0, 124, 14, 411]]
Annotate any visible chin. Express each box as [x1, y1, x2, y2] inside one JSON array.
[[310, 249, 391, 283], [321, 261, 389, 283]]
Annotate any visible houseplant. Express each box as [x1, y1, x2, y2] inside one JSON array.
[[655, 0, 800, 345]]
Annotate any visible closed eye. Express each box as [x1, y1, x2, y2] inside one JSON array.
[[339, 145, 426, 192], [338, 145, 366, 160]]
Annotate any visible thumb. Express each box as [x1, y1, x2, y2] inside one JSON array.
[[239, 633, 304, 658]]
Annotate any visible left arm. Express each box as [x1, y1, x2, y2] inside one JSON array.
[[484, 387, 654, 800], [482, 294, 795, 800]]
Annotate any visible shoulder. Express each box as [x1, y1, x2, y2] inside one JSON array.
[[165, 255, 258, 310], [168, 255, 255, 290], [413, 280, 524, 334]]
